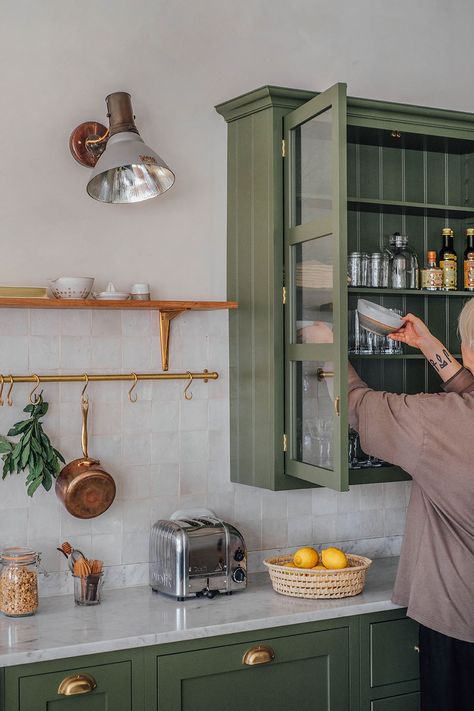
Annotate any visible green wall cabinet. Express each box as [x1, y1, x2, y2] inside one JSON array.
[[0, 609, 418, 711], [216, 85, 474, 491]]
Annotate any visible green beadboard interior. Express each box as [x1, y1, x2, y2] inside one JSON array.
[[347, 124, 470, 402]]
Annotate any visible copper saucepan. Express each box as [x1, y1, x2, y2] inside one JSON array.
[[55, 399, 116, 519]]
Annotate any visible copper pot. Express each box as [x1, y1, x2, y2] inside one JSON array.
[[55, 399, 116, 519]]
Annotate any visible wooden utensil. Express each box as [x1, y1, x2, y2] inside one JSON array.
[[73, 558, 92, 577], [55, 399, 116, 519]]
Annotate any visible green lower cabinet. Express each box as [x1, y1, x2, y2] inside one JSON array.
[[1, 609, 421, 711], [3, 649, 145, 711], [360, 609, 420, 711], [157, 627, 351, 711]]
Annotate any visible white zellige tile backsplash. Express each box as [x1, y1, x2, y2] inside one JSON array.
[[0, 308, 409, 595]]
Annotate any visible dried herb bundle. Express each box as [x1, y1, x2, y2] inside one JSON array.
[[0, 395, 65, 496]]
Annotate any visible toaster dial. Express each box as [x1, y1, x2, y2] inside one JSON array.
[[232, 566, 246, 583]]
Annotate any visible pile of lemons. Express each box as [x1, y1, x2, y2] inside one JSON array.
[[284, 546, 348, 570]]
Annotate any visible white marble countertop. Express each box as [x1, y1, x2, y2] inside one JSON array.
[[0, 557, 401, 668]]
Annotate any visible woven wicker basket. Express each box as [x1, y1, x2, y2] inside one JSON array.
[[264, 554, 372, 599]]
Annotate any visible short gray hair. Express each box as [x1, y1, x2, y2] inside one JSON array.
[[458, 298, 474, 348]]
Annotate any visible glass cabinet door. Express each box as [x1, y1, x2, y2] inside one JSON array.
[[284, 83, 348, 490]]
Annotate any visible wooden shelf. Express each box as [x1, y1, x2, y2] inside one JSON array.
[[349, 287, 471, 297], [0, 298, 238, 371], [0, 298, 238, 311], [348, 196, 474, 219]]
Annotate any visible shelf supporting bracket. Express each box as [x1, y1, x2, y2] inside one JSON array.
[[159, 310, 186, 371]]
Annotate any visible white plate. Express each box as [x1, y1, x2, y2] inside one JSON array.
[[357, 299, 403, 336], [94, 292, 130, 300]]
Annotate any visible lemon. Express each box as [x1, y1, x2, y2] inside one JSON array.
[[321, 547, 348, 570], [283, 562, 296, 567], [293, 547, 319, 568]]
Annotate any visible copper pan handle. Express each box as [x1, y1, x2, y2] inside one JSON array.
[[81, 399, 89, 459]]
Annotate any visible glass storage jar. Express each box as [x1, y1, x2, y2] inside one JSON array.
[[0, 547, 39, 617]]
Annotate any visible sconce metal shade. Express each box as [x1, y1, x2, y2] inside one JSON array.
[[86, 132, 175, 203], [71, 92, 175, 204]]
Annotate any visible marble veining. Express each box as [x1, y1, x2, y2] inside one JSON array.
[[0, 557, 402, 667]]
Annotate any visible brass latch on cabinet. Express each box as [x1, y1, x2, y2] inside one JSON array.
[[242, 644, 275, 666], [316, 368, 334, 381], [282, 286, 286, 304], [281, 139, 286, 158], [334, 396, 340, 417], [283, 433, 287, 452]]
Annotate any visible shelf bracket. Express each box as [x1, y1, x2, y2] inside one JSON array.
[[159, 310, 186, 371]]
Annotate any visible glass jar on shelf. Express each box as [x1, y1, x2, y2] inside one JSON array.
[[0, 547, 39, 617], [390, 233, 419, 289]]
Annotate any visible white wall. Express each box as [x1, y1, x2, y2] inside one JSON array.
[[0, 0, 470, 591], [1, 0, 473, 297]]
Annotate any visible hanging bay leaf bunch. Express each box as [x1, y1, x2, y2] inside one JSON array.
[[0, 394, 65, 497]]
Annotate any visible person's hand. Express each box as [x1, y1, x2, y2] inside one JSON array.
[[388, 313, 433, 350], [298, 321, 334, 344]]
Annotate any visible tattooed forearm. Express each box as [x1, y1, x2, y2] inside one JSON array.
[[430, 351, 450, 372]]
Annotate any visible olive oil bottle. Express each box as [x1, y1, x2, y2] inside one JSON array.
[[464, 228, 474, 291], [439, 228, 457, 291]]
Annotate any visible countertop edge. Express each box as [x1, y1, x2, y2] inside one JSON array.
[[0, 599, 403, 668]]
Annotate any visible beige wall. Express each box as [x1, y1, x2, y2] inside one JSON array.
[[1, 0, 472, 297]]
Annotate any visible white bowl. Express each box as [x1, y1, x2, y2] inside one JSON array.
[[49, 277, 94, 300], [357, 299, 403, 336]]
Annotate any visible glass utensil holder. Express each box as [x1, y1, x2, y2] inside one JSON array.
[[73, 573, 104, 606]]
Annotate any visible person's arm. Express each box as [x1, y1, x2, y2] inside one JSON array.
[[348, 364, 425, 473], [389, 313, 462, 382]]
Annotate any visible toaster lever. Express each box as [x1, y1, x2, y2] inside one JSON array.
[[196, 588, 218, 600]]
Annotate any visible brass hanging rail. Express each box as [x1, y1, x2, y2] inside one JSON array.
[[0, 370, 217, 384]]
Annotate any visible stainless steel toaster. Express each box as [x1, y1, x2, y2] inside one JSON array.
[[149, 509, 247, 600]]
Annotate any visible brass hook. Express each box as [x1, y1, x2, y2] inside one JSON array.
[[29, 374, 41, 405], [6, 376, 14, 407], [81, 374, 89, 403], [0, 375, 4, 407], [128, 373, 138, 403], [184, 371, 193, 401]]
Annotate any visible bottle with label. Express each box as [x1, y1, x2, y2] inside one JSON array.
[[421, 251, 443, 291], [464, 228, 474, 291], [439, 228, 457, 290]]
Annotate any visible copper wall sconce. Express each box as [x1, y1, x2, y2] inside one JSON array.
[[69, 92, 175, 204]]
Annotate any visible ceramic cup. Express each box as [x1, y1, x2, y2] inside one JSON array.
[[130, 283, 151, 300]]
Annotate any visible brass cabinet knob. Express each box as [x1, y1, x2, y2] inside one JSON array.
[[414, 645, 420, 653], [242, 644, 275, 666], [57, 673, 97, 696]]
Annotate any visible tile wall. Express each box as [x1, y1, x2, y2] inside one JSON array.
[[0, 308, 409, 595]]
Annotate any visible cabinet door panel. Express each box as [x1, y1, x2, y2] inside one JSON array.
[[371, 691, 420, 711], [284, 83, 348, 490], [370, 618, 419, 687], [157, 628, 349, 711], [17, 661, 132, 711]]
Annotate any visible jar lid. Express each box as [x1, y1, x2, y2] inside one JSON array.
[[348, 251, 362, 257], [370, 252, 383, 259], [0, 547, 38, 564]]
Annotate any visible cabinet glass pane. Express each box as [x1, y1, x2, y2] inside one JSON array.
[[295, 361, 334, 470], [293, 108, 332, 226], [295, 235, 334, 343]]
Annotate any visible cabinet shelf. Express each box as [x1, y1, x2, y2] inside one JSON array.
[[0, 298, 238, 371], [349, 465, 411, 485], [348, 197, 474, 219], [350, 287, 471, 297]]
